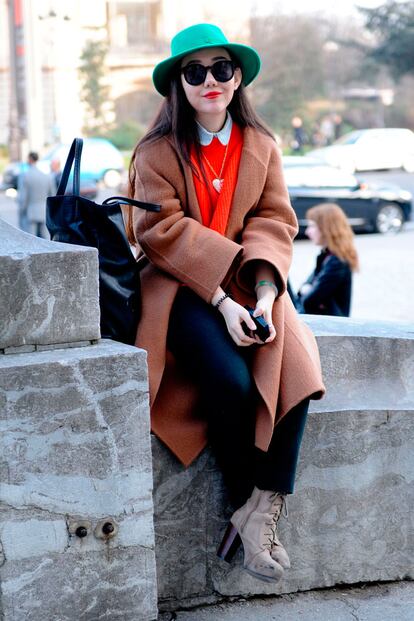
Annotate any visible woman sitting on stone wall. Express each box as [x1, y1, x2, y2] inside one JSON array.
[[126, 23, 325, 584]]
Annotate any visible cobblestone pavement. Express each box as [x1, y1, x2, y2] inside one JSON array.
[[158, 580, 414, 621]]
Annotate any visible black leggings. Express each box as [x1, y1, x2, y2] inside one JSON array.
[[167, 287, 309, 509]]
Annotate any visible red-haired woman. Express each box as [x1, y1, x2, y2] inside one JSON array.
[[297, 203, 359, 317]]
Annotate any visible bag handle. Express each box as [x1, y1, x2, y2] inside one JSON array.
[[56, 137, 83, 196], [102, 196, 161, 212], [56, 139, 161, 214]]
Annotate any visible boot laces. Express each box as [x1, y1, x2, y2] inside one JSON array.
[[258, 491, 288, 551], [269, 492, 288, 520], [268, 493, 288, 547]]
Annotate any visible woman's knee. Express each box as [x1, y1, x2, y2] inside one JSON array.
[[210, 359, 253, 406]]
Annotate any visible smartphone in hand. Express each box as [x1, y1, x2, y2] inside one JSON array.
[[242, 305, 270, 342]]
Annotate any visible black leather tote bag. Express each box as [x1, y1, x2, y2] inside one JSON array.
[[46, 137, 160, 345]]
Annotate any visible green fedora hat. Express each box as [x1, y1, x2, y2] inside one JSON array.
[[153, 23, 261, 96]]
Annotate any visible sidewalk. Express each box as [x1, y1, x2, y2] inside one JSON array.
[[158, 580, 414, 620]]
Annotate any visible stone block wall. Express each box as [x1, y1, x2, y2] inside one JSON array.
[[0, 220, 100, 351], [153, 316, 414, 611], [0, 220, 158, 621], [2, 217, 413, 618]]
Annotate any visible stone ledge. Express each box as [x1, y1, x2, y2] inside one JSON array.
[[0, 339, 157, 621], [0, 218, 100, 349], [1, 339, 99, 355], [153, 318, 414, 611], [304, 316, 414, 412], [154, 406, 413, 610], [303, 314, 414, 340]]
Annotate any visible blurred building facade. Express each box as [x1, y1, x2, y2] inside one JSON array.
[[0, 0, 11, 148], [1, 0, 254, 158]]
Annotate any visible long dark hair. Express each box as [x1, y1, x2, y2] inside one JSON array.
[[127, 58, 274, 243]]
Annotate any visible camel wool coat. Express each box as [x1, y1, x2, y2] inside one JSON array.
[[132, 126, 325, 467]]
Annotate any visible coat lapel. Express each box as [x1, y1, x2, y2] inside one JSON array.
[[182, 157, 203, 223], [229, 127, 265, 227], [164, 135, 203, 223], [226, 127, 269, 235]]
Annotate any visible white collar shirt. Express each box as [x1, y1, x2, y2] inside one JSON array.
[[196, 113, 233, 146]]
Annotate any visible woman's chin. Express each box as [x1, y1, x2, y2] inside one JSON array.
[[200, 99, 228, 114]]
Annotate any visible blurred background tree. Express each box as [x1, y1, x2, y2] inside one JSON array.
[[97, 119, 146, 150], [79, 40, 111, 135], [249, 3, 414, 143], [76, 4, 414, 149], [358, 0, 414, 80], [251, 13, 325, 132]]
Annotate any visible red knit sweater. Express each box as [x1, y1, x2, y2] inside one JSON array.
[[191, 123, 243, 235]]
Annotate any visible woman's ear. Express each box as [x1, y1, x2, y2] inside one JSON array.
[[234, 67, 242, 90]]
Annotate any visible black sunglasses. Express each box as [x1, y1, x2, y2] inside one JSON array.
[[181, 60, 235, 86]]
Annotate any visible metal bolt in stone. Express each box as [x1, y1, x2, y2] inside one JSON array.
[[67, 518, 92, 539], [94, 518, 119, 540], [102, 522, 115, 535], [76, 526, 88, 538]]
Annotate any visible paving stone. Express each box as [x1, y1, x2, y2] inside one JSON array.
[[157, 580, 414, 621]]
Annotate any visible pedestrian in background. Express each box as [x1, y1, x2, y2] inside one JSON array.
[[17, 151, 54, 238], [333, 113, 343, 141], [126, 23, 324, 584], [290, 116, 307, 153], [296, 203, 359, 316], [320, 115, 335, 145], [50, 157, 62, 190]]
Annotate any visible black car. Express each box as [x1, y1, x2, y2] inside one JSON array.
[[283, 156, 412, 234]]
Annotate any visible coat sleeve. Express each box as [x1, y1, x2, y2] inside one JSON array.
[[300, 256, 348, 313], [235, 142, 298, 296], [133, 140, 243, 303]]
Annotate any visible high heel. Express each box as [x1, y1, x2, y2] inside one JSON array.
[[217, 523, 242, 562], [222, 487, 285, 583]]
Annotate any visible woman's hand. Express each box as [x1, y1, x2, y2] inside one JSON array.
[[253, 285, 277, 344], [218, 297, 258, 347]]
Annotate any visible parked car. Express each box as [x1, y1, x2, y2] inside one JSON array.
[[307, 128, 414, 174], [39, 138, 124, 188], [0, 160, 98, 200], [0, 137, 124, 198], [283, 156, 412, 234], [0, 161, 29, 192]]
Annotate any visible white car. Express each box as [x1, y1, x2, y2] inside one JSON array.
[[308, 128, 414, 174]]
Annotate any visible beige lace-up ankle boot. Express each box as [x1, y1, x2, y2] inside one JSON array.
[[229, 486, 284, 583], [264, 491, 290, 569]]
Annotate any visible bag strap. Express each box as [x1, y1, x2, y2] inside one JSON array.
[[56, 139, 161, 213], [102, 196, 161, 212], [56, 138, 83, 196]]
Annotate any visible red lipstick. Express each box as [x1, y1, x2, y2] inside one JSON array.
[[204, 92, 221, 99]]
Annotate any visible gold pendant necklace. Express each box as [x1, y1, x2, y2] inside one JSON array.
[[202, 140, 229, 193]]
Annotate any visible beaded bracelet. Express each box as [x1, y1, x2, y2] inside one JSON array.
[[255, 280, 278, 294], [214, 293, 230, 310]]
